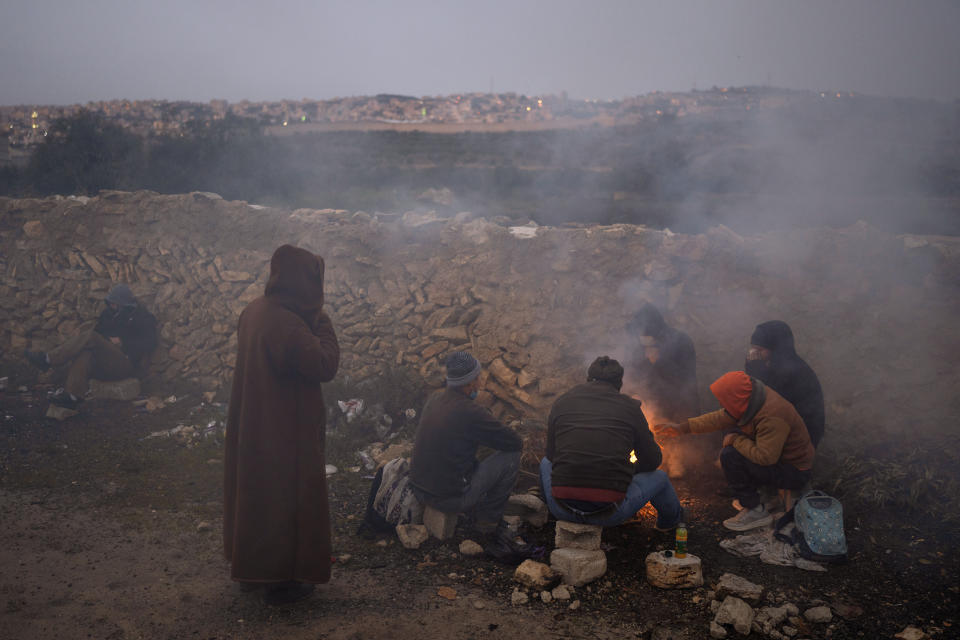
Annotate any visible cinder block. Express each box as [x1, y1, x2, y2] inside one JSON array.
[[644, 550, 703, 589], [422, 505, 457, 540], [554, 520, 603, 550], [505, 493, 549, 528], [549, 548, 607, 586]]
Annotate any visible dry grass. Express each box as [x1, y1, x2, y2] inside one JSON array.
[[827, 435, 960, 520]]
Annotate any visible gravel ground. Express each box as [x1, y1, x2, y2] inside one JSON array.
[[1, 371, 957, 640]]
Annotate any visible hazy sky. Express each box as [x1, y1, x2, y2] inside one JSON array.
[[2, 0, 958, 105]]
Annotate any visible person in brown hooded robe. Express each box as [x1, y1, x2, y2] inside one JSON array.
[[223, 244, 340, 605]]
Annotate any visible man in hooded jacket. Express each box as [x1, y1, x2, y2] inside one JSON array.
[[223, 245, 340, 605], [745, 321, 826, 447], [627, 303, 700, 423], [655, 371, 814, 532], [24, 283, 157, 409]]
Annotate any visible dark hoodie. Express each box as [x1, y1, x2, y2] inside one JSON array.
[[745, 321, 825, 447], [94, 284, 157, 366], [627, 304, 700, 422]]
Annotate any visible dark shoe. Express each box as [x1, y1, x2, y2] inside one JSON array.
[[481, 525, 542, 564], [24, 349, 50, 372], [263, 581, 315, 605], [49, 388, 81, 409]]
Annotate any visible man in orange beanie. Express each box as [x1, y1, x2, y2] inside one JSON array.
[[654, 371, 814, 531]]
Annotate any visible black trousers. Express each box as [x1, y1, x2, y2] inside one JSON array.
[[719, 446, 811, 509]]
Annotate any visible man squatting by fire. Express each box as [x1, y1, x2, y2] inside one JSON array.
[[655, 371, 815, 531]]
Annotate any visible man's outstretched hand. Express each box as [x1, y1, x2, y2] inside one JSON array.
[[653, 422, 688, 439]]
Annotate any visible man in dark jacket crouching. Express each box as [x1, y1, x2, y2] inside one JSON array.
[[540, 356, 686, 531], [25, 283, 157, 409], [411, 351, 535, 562]]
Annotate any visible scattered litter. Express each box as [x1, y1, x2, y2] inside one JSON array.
[[348, 466, 361, 473], [404, 408, 417, 420], [338, 398, 365, 422], [143, 422, 225, 446], [325, 464, 338, 476], [719, 528, 826, 572]]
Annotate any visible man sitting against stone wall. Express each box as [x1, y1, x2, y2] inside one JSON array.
[[24, 283, 158, 409], [410, 351, 535, 563], [539, 356, 687, 531], [654, 371, 814, 531]]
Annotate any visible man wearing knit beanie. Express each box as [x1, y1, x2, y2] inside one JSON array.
[[540, 356, 686, 531], [654, 371, 815, 531], [24, 283, 158, 413], [410, 351, 537, 563]]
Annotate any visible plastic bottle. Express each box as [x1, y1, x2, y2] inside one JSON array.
[[675, 523, 688, 558]]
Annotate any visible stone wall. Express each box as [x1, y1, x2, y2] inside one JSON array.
[[2, 191, 958, 441]]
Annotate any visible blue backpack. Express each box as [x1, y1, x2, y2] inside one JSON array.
[[777, 490, 848, 563]]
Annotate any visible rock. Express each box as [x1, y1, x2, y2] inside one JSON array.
[[714, 596, 755, 636], [710, 621, 729, 639], [396, 524, 429, 549], [549, 548, 607, 586], [196, 521, 212, 533], [540, 591, 552, 603], [551, 585, 571, 601], [710, 599, 722, 614], [472, 599, 485, 610], [513, 560, 560, 589], [23, 220, 46, 238], [894, 627, 927, 640], [422, 505, 457, 540], [645, 550, 703, 589], [803, 606, 833, 624], [510, 589, 529, 606], [554, 520, 603, 550], [45, 405, 78, 421], [88, 377, 141, 401], [715, 573, 764, 604], [568, 599, 581, 610], [505, 493, 549, 528], [436, 586, 457, 600], [488, 357, 517, 386], [459, 540, 483, 556], [337, 554, 352, 564], [783, 603, 799, 616], [755, 605, 789, 628], [781, 626, 797, 637]]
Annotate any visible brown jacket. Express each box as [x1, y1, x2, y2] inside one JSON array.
[[223, 245, 340, 584], [686, 386, 814, 470]]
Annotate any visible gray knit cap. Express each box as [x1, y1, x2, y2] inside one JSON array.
[[445, 351, 482, 387], [105, 283, 137, 307]]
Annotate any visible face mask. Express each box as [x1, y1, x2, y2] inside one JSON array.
[[469, 390, 479, 400]]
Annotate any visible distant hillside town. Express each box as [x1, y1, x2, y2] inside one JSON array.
[[1, 87, 889, 149]]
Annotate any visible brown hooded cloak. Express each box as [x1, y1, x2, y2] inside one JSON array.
[[223, 244, 340, 584]]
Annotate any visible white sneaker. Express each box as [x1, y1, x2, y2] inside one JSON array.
[[723, 505, 773, 531], [733, 497, 783, 512]]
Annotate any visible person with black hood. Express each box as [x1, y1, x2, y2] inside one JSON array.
[[24, 283, 158, 409], [745, 321, 826, 447], [539, 356, 686, 530], [627, 303, 700, 423]]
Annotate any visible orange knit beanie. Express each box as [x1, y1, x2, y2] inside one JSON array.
[[710, 371, 753, 419]]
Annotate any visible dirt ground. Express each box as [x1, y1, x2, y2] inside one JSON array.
[[1, 369, 957, 640]]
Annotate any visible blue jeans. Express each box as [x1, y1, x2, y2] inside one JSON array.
[[414, 450, 521, 526], [539, 458, 683, 528]]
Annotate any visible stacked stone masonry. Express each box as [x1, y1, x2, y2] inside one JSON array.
[[2, 191, 958, 437]]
